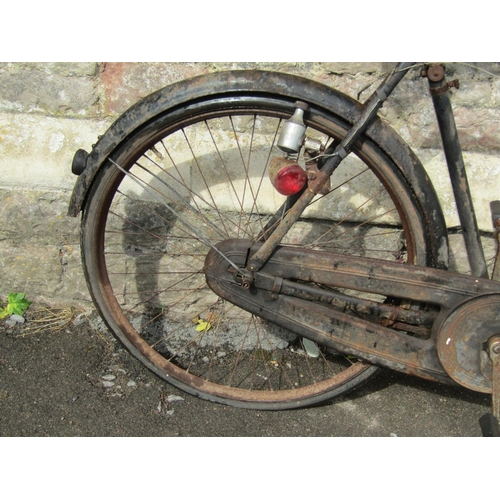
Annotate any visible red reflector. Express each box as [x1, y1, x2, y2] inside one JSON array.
[[269, 157, 307, 196]]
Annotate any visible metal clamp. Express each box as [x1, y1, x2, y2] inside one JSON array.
[[429, 79, 460, 96], [420, 64, 460, 95]]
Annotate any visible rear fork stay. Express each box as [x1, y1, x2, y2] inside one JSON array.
[[248, 62, 416, 273]]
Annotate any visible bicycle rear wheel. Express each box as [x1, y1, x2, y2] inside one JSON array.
[[81, 81, 438, 409]]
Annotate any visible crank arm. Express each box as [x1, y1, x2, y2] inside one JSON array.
[[488, 337, 500, 420], [480, 336, 500, 436]]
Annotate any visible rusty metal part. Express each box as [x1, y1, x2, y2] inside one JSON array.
[[436, 294, 500, 393], [249, 241, 498, 307], [488, 336, 500, 419], [205, 239, 500, 386], [479, 336, 500, 436], [229, 267, 254, 289], [305, 163, 330, 195], [421, 64, 459, 95], [306, 168, 331, 195], [491, 201, 500, 281], [246, 183, 319, 271], [260, 274, 437, 334], [493, 231, 500, 281], [429, 79, 460, 96], [427, 67, 488, 278], [205, 240, 451, 384], [421, 64, 446, 82]]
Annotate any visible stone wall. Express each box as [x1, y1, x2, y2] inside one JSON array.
[[1, 62, 499, 306]]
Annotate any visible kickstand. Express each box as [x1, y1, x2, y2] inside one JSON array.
[[480, 335, 500, 437]]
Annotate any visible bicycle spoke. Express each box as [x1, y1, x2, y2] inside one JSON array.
[[83, 94, 431, 408]]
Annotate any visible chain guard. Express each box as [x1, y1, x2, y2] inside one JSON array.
[[204, 239, 500, 391]]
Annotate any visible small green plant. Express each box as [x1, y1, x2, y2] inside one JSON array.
[[0, 293, 31, 319]]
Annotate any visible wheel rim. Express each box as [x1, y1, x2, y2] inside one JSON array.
[[83, 97, 428, 408]]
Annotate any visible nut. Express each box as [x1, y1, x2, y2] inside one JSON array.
[[427, 65, 445, 82]]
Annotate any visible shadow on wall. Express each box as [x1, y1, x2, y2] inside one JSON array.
[[111, 136, 408, 331]]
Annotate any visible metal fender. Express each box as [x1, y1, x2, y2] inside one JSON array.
[[67, 70, 449, 269]]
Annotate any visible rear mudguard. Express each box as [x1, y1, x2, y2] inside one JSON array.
[[67, 70, 449, 269]]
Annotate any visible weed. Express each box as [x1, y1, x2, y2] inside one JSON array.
[[0, 293, 31, 319]]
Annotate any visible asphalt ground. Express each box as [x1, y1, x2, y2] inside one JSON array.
[[1, 307, 497, 499], [0, 307, 495, 438]]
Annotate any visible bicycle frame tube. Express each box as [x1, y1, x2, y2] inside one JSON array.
[[424, 64, 489, 278]]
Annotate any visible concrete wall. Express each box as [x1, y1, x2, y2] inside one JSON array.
[[1, 62, 499, 307]]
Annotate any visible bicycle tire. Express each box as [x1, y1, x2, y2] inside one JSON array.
[[80, 72, 444, 410]]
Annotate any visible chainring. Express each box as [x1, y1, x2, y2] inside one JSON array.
[[436, 293, 500, 393]]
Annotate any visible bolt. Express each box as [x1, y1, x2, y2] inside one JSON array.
[[427, 65, 445, 82], [240, 273, 253, 289], [307, 171, 317, 180], [488, 336, 500, 354], [295, 101, 309, 111]]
